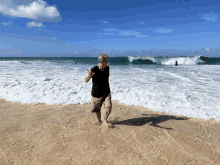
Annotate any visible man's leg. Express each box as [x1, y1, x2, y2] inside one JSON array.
[[102, 94, 114, 128], [103, 107, 112, 124], [91, 97, 102, 125], [96, 111, 102, 123]]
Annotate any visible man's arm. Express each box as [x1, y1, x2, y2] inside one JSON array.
[[85, 69, 95, 83]]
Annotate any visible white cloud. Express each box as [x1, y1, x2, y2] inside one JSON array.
[[155, 28, 174, 33], [99, 20, 109, 23], [50, 37, 56, 40], [118, 30, 148, 37], [2, 21, 12, 26], [103, 27, 116, 31], [205, 48, 210, 52], [98, 33, 114, 35], [138, 22, 145, 25], [27, 21, 44, 27], [0, 0, 61, 21], [200, 12, 219, 22]]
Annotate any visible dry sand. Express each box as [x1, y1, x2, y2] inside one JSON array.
[[0, 99, 220, 165]]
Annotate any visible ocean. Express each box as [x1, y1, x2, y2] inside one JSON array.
[[0, 55, 219, 121]]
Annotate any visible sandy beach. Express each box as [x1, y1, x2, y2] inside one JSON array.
[[0, 99, 220, 165]]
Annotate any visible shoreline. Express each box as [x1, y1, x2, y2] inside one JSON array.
[[2, 98, 219, 122], [0, 98, 220, 165]]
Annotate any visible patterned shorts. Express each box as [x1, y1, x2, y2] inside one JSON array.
[[91, 93, 112, 113]]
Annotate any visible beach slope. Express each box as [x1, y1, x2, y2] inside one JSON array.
[[0, 99, 220, 165]]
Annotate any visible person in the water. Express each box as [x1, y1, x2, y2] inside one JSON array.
[[204, 61, 209, 65], [175, 61, 178, 66], [159, 62, 161, 65]]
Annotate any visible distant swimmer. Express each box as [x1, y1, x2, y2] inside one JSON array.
[[205, 56, 209, 64], [159, 62, 161, 65], [204, 61, 209, 65], [175, 61, 178, 66]]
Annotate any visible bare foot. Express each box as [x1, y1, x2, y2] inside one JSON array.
[[95, 121, 102, 126], [90, 113, 101, 125], [102, 122, 114, 128]]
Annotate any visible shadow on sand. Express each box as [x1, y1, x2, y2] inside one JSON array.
[[111, 114, 188, 130]]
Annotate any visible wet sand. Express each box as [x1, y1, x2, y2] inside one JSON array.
[[0, 99, 220, 165]]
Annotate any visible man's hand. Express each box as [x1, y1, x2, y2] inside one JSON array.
[[87, 69, 95, 76], [85, 69, 95, 82]]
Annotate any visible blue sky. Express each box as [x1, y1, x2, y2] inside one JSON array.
[[0, 0, 220, 56]]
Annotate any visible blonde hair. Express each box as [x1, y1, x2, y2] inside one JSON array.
[[98, 54, 109, 65]]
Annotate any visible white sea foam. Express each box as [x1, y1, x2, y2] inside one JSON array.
[[162, 56, 203, 65], [0, 59, 219, 121], [128, 55, 204, 65]]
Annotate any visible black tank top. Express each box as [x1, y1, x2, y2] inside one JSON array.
[[90, 65, 110, 98]]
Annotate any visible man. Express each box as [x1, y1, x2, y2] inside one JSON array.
[[85, 54, 113, 128], [175, 61, 178, 66]]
